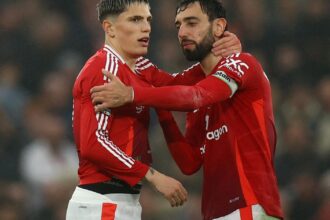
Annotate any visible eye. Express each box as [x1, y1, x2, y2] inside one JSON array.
[[132, 17, 139, 22], [130, 16, 142, 22], [175, 22, 181, 30], [187, 22, 197, 27]]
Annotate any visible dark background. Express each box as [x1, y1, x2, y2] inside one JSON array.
[[0, 0, 329, 219]]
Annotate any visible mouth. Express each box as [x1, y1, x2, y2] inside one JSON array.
[[181, 40, 195, 49], [138, 37, 150, 47]]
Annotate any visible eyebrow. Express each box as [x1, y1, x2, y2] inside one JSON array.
[[175, 16, 200, 26], [128, 15, 152, 20]]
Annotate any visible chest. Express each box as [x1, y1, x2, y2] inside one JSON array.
[[112, 68, 151, 117]]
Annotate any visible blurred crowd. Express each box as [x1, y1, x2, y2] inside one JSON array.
[[0, 0, 329, 219]]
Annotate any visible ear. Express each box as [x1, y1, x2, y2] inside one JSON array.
[[102, 19, 115, 38], [213, 18, 227, 38]]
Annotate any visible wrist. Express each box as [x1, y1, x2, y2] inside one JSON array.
[[145, 167, 158, 183], [127, 86, 134, 103]]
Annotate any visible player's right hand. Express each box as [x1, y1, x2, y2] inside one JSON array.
[[145, 168, 188, 207]]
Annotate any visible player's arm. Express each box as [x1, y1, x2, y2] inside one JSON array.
[[156, 110, 203, 175], [92, 53, 257, 111], [132, 73, 236, 111], [80, 107, 187, 206], [91, 68, 236, 111], [138, 61, 205, 87], [81, 68, 187, 207], [79, 99, 149, 186], [136, 30, 241, 87]]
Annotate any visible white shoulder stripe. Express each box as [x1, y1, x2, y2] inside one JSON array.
[[113, 58, 119, 76], [136, 57, 144, 62], [103, 49, 120, 81], [136, 58, 149, 67], [135, 57, 154, 71], [104, 45, 125, 63], [137, 63, 153, 71]]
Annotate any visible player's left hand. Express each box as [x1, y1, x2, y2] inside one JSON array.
[[90, 69, 133, 112], [212, 31, 242, 57]]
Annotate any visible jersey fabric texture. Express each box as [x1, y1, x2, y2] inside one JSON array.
[[70, 44, 204, 220], [135, 53, 283, 220], [72, 45, 152, 186], [72, 43, 204, 185]]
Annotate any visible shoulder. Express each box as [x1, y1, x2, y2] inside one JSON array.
[[219, 53, 259, 68], [217, 53, 261, 77], [175, 62, 202, 76], [77, 50, 106, 79], [135, 57, 155, 71], [78, 48, 125, 80]]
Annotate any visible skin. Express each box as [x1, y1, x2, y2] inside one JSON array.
[[103, 2, 152, 69], [175, 2, 227, 74]]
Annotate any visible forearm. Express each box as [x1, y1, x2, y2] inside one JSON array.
[[142, 64, 204, 87], [134, 76, 232, 111], [157, 110, 202, 175], [81, 109, 149, 186]]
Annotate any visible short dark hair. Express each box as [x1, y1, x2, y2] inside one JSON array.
[[97, 0, 149, 22], [176, 0, 226, 21]]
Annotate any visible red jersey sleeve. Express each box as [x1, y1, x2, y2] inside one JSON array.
[[156, 110, 202, 175], [132, 53, 260, 111], [132, 73, 232, 111], [216, 53, 261, 89], [136, 57, 205, 86], [76, 56, 148, 186]]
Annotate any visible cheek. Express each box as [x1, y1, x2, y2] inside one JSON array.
[[117, 25, 137, 43]]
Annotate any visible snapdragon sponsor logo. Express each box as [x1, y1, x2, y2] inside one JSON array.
[[206, 125, 228, 140]]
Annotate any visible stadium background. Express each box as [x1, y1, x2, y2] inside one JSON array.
[[0, 0, 329, 219]]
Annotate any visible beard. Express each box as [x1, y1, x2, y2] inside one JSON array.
[[181, 28, 215, 61]]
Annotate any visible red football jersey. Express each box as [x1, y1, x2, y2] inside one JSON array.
[[133, 53, 283, 219], [72, 45, 204, 186]]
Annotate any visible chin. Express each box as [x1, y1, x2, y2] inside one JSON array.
[[135, 48, 148, 57]]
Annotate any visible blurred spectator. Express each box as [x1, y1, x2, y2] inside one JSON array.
[[0, 0, 329, 219], [0, 181, 27, 220], [0, 62, 29, 126], [20, 113, 77, 219], [0, 109, 23, 181], [275, 118, 321, 187], [316, 76, 330, 158], [289, 171, 321, 220]]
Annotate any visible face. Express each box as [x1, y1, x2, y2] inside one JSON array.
[[107, 3, 152, 59], [175, 2, 215, 61]]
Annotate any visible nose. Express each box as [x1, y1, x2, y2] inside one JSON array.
[[142, 20, 151, 33], [178, 25, 187, 40]]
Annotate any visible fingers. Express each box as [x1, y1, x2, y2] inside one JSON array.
[[91, 95, 103, 106], [90, 84, 106, 94], [212, 31, 234, 47], [94, 103, 109, 112], [212, 31, 242, 57], [102, 69, 115, 81], [169, 184, 188, 207]]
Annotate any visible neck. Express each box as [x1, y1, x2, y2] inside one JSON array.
[[200, 52, 222, 76], [105, 39, 137, 71]]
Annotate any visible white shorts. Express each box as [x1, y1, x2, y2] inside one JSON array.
[[66, 187, 142, 220], [213, 204, 280, 220]]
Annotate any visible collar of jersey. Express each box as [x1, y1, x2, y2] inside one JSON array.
[[104, 44, 125, 64]]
